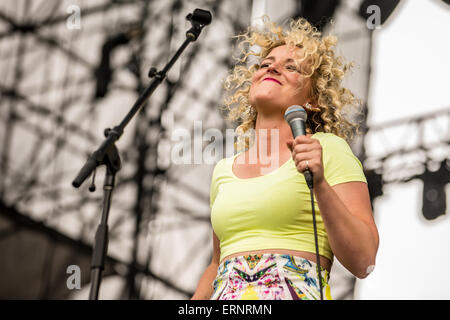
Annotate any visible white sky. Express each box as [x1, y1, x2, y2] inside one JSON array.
[[355, 0, 450, 299], [368, 0, 450, 125], [250, 0, 450, 300]]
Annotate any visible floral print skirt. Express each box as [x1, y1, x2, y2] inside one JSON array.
[[210, 253, 332, 300]]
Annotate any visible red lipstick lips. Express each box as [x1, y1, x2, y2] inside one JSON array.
[[263, 77, 282, 85]]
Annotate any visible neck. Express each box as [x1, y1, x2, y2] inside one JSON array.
[[245, 113, 293, 167]]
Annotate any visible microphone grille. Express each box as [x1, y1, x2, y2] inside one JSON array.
[[284, 105, 307, 123]]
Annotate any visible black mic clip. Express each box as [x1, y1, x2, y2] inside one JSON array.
[[89, 167, 97, 192], [186, 9, 212, 41], [72, 127, 122, 189]]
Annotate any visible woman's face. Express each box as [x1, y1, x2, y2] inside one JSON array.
[[249, 45, 312, 114]]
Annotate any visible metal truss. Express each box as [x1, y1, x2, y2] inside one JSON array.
[[363, 107, 450, 221], [0, 0, 252, 299], [364, 108, 450, 184]]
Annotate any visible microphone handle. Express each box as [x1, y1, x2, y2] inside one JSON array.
[[289, 118, 307, 138], [289, 119, 313, 189], [303, 170, 313, 189]]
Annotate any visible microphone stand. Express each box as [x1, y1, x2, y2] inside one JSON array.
[[71, 9, 211, 300]]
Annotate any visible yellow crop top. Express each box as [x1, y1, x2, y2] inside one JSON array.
[[209, 132, 367, 263]]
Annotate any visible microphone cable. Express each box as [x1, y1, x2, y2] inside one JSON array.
[[304, 172, 324, 300]]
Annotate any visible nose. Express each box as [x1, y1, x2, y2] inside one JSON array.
[[267, 63, 280, 75]]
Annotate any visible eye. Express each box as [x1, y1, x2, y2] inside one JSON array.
[[260, 63, 270, 68], [286, 65, 299, 72]]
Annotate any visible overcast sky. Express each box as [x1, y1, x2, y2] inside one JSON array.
[[355, 0, 450, 299]]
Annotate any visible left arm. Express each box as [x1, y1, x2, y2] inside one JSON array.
[[313, 180, 379, 279], [287, 135, 379, 279]]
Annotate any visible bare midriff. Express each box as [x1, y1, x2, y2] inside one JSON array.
[[220, 249, 332, 272]]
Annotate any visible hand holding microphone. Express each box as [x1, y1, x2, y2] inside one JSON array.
[[284, 105, 325, 189]]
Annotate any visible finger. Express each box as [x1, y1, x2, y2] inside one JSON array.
[[293, 140, 322, 154], [302, 160, 310, 172], [293, 151, 315, 165], [294, 135, 315, 144], [293, 143, 313, 154], [295, 160, 311, 173], [286, 140, 293, 152]]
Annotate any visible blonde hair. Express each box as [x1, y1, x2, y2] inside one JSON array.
[[221, 17, 361, 151]]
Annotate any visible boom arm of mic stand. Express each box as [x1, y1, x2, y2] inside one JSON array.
[[70, 9, 211, 300], [72, 10, 209, 188]]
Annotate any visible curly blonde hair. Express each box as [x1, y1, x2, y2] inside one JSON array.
[[222, 17, 361, 151]]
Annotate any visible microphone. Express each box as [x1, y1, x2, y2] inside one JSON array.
[[186, 9, 212, 41], [285, 105, 323, 300], [284, 105, 313, 189], [186, 8, 212, 26]]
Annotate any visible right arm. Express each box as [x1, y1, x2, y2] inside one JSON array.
[[191, 231, 220, 300]]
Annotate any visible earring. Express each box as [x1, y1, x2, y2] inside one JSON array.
[[244, 105, 256, 117], [304, 102, 320, 112]]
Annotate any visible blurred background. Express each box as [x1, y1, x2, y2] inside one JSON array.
[[0, 0, 448, 300]]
